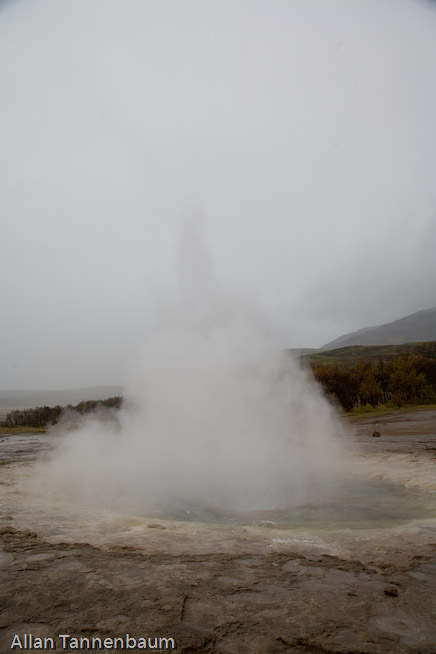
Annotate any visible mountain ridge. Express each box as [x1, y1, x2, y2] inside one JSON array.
[[320, 307, 436, 350]]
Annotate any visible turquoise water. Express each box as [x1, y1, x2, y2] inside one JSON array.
[[2, 433, 436, 533], [154, 479, 436, 530]]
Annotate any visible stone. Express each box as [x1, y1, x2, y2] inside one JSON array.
[[384, 585, 398, 596]]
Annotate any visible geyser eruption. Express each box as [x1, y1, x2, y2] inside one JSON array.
[[37, 216, 346, 514]]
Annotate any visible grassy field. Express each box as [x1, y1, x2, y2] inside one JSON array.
[[0, 425, 46, 434], [302, 342, 432, 367], [345, 402, 436, 418]]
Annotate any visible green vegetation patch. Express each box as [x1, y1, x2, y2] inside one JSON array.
[[308, 341, 436, 413]]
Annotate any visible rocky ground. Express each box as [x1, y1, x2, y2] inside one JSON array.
[[1, 409, 436, 653]]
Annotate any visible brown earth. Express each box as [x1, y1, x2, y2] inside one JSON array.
[[1, 409, 436, 653]]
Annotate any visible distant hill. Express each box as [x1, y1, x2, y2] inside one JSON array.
[[0, 386, 123, 410], [320, 307, 436, 350]]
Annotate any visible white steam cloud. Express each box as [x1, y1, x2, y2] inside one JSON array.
[[35, 215, 346, 514]]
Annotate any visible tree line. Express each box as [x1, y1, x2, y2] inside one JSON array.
[[3, 396, 122, 428], [4, 342, 436, 426], [311, 349, 436, 411]]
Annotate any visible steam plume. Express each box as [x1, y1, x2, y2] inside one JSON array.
[[36, 214, 345, 514]]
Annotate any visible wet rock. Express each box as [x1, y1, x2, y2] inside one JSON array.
[[407, 570, 431, 581], [0, 551, 14, 566], [0, 612, 13, 628], [147, 523, 166, 529], [370, 613, 436, 648], [235, 557, 264, 567], [23, 552, 55, 562]]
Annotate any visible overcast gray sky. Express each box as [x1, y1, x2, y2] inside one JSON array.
[[1, 0, 436, 390]]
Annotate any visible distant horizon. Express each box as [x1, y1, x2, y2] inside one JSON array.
[[0, 384, 124, 393]]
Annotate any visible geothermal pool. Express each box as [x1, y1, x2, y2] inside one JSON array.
[[1, 415, 436, 544], [162, 478, 436, 529]]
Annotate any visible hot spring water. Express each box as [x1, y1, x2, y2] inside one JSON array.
[[154, 478, 436, 530], [2, 431, 436, 545]]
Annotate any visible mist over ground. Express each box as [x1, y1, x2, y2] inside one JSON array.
[[1, 0, 436, 390], [33, 217, 347, 513]]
